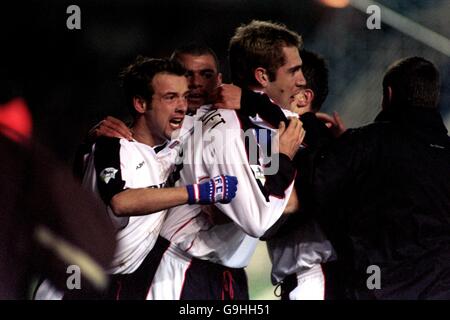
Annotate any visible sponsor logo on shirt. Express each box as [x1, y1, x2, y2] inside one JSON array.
[[136, 161, 145, 170], [201, 110, 226, 131], [148, 182, 166, 189]]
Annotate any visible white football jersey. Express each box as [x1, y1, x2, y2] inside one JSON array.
[[160, 106, 296, 268], [82, 137, 180, 274]]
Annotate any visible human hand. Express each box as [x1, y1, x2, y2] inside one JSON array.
[[277, 117, 306, 160], [87, 116, 133, 142], [316, 111, 346, 138], [211, 84, 242, 110]]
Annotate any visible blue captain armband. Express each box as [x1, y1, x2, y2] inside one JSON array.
[[186, 175, 238, 205]]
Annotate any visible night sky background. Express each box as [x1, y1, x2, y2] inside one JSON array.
[[1, 0, 448, 165]]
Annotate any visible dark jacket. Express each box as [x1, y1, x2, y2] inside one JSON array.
[[312, 106, 450, 299]]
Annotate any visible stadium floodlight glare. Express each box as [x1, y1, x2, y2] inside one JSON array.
[[319, 0, 350, 8], [319, 0, 450, 57], [353, 0, 450, 57]]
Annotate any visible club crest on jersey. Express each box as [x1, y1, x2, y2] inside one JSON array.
[[100, 167, 118, 184], [250, 165, 266, 185]]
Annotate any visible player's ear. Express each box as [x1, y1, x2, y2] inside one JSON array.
[[133, 96, 148, 114], [382, 86, 392, 110], [303, 89, 314, 106], [254, 67, 269, 87]]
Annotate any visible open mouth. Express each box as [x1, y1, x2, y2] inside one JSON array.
[[188, 92, 205, 101], [169, 117, 184, 130]]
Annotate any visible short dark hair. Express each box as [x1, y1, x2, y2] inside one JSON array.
[[229, 20, 303, 88], [170, 42, 220, 71], [119, 56, 186, 116], [383, 56, 440, 109], [301, 50, 329, 112]]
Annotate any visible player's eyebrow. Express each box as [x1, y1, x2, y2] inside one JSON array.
[[187, 68, 215, 73], [288, 65, 302, 73]]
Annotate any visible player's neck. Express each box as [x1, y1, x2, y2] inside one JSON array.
[[131, 118, 164, 147]]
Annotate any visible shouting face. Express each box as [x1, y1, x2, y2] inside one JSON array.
[[147, 73, 189, 144]]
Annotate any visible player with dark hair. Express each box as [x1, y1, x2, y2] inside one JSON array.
[[36, 57, 238, 300], [170, 42, 222, 113], [308, 56, 450, 299], [290, 50, 329, 114], [83, 43, 226, 144], [264, 50, 339, 300]]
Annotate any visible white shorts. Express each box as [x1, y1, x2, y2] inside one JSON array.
[[147, 238, 249, 300], [289, 264, 325, 300], [146, 241, 193, 300]]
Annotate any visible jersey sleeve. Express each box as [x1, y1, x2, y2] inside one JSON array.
[[202, 111, 296, 237], [93, 137, 126, 205]]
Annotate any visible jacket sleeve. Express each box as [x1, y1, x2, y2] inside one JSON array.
[[310, 129, 366, 235]]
